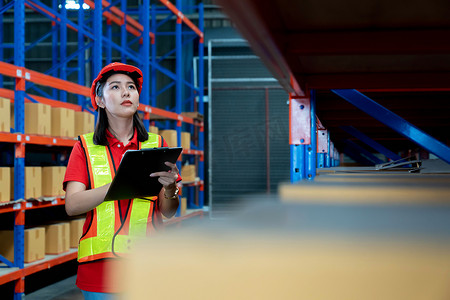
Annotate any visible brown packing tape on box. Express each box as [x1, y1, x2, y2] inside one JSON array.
[[45, 223, 70, 255], [0, 167, 11, 203], [26, 167, 42, 199], [69, 218, 85, 248], [51, 107, 75, 138], [42, 166, 66, 197], [24, 102, 52, 136], [24, 227, 46, 263], [0, 227, 45, 263], [12, 167, 42, 199], [0, 97, 10, 132]]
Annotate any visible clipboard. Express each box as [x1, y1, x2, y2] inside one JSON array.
[[104, 147, 183, 201]]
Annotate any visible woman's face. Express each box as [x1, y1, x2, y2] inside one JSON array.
[[98, 73, 139, 118]]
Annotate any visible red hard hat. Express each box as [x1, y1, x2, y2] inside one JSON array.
[[90, 62, 143, 110]]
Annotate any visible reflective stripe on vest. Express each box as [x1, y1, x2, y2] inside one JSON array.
[[78, 132, 161, 263]]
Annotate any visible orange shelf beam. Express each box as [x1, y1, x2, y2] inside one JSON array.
[[26, 69, 90, 96], [139, 105, 204, 127], [0, 61, 89, 97], [0, 250, 78, 285], [23, 250, 77, 277], [0, 198, 66, 214], [182, 149, 203, 156], [182, 180, 204, 187], [0, 88, 83, 111], [0, 133, 76, 147], [23, 198, 65, 210]]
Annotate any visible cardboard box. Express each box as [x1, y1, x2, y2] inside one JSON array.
[[0, 227, 45, 263], [11, 167, 42, 199], [149, 126, 159, 134], [181, 112, 204, 121], [181, 132, 191, 150], [74, 111, 95, 137], [24, 227, 46, 263], [51, 107, 75, 137], [42, 166, 66, 197], [180, 197, 187, 216], [24, 102, 51, 136], [0, 167, 10, 203], [181, 165, 196, 182], [117, 233, 450, 300], [45, 223, 70, 255], [0, 97, 10, 133], [69, 218, 85, 248], [160, 130, 177, 147]]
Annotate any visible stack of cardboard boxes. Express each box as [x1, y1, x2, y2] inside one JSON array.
[[7, 101, 94, 138], [0, 218, 84, 263], [0, 98, 94, 201], [159, 129, 192, 150], [10, 166, 67, 200]]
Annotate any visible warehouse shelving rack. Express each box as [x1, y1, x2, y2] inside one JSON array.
[[289, 89, 340, 182], [0, 1, 204, 298], [214, 0, 450, 184]]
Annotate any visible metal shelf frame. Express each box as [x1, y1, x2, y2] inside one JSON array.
[[0, 1, 204, 298], [289, 89, 340, 182]]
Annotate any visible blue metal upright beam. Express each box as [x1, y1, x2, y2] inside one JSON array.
[[13, 1, 25, 299], [290, 144, 306, 182], [332, 89, 450, 164], [341, 125, 402, 162], [325, 132, 331, 167], [150, 5, 157, 107], [141, 0, 150, 130], [317, 153, 325, 168], [306, 90, 317, 180], [78, 1, 86, 107], [51, 0, 58, 99], [106, 19, 112, 64], [93, 0, 103, 81], [120, 0, 127, 63], [198, 2, 204, 208], [60, 2, 67, 102], [289, 94, 311, 182], [174, 0, 183, 216]]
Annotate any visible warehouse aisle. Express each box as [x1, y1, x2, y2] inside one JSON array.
[[26, 275, 82, 300]]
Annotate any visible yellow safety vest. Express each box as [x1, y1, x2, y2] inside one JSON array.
[[77, 132, 162, 263]]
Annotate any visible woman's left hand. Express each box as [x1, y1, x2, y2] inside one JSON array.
[[150, 162, 180, 192]]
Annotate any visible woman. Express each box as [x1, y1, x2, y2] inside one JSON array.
[[64, 62, 180, 299]]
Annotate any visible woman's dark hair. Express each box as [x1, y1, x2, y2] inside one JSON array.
[[92, 75, 148, 145]]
